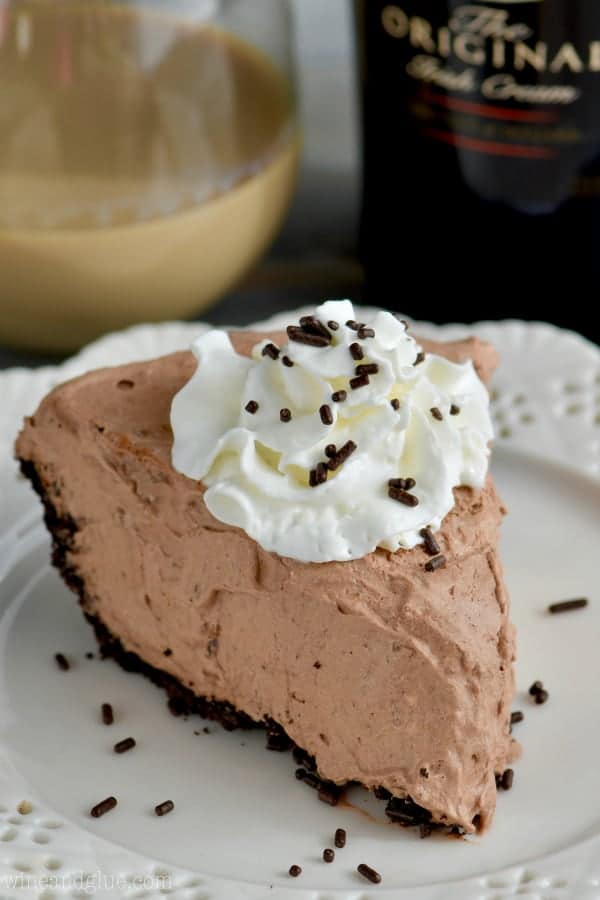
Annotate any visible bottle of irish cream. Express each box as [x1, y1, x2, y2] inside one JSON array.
[[356, 1, 600, 341]]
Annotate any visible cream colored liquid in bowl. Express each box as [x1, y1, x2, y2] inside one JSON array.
[[0, 3, 298, 351]]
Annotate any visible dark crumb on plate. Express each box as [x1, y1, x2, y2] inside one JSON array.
[[374, 786, 391, 800], [293, 746, 317, 771], [266, 724, 293, 752], [54, 652, 70, 671], [318, 782, 342, 807]]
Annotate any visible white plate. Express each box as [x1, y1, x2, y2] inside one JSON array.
[[0, 316, 599, 900]]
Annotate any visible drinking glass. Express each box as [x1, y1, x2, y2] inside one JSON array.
[[0, 0, 298, 351]]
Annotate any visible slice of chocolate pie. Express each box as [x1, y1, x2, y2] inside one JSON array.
[[16, 302, 517, 834]]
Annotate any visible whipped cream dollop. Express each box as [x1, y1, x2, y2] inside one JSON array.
[[170, 301, 493, 563]]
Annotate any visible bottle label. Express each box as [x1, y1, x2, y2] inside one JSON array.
[[379, 3, 600, 183]]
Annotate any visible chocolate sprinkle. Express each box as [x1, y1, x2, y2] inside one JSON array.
[[325, 444, 337, 458], [357, 863, 382, 885], [55, 653, 69, 671], [155, 800, 174, 816], [528, 679, 549, 704], [299, 316, 331, 340], [280, 408, 292, 423], [346, 319, 359, 330], [349, 342, 364, 361], [323, 848, 335, 863], [420, 526, 440, 556], [262, 342, 280, 360], [501, 769, 514, 791], [287, 326, 329, 348], [309, 463, 329, 488], [91, 796, 117, 818], [414, 351, 426, 366], [510, 710, 524, 725], [548, 597, 588, 614], [358, 325, 375, 339], [430, 407, 443, 421], [425, 554, 446, 572], [319, 404, 334, 425], [388, 486, 419, 507], [355, 363, 379, 376], [390, 398, 400, 410], [389, 477, 416, 491], [101, 703, 114, 726], [114, 737, 136, 754], [289, 865, 302, 878], [282, 355, 294, 368], [334, 828, 346, 848], [328, 320, 339, 331], [245, 400, 259, 414], [350, 372, 370, 390], [332, 390, 347, 403], [327, 440, 357, 471], [450, 404, 461, 416]]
